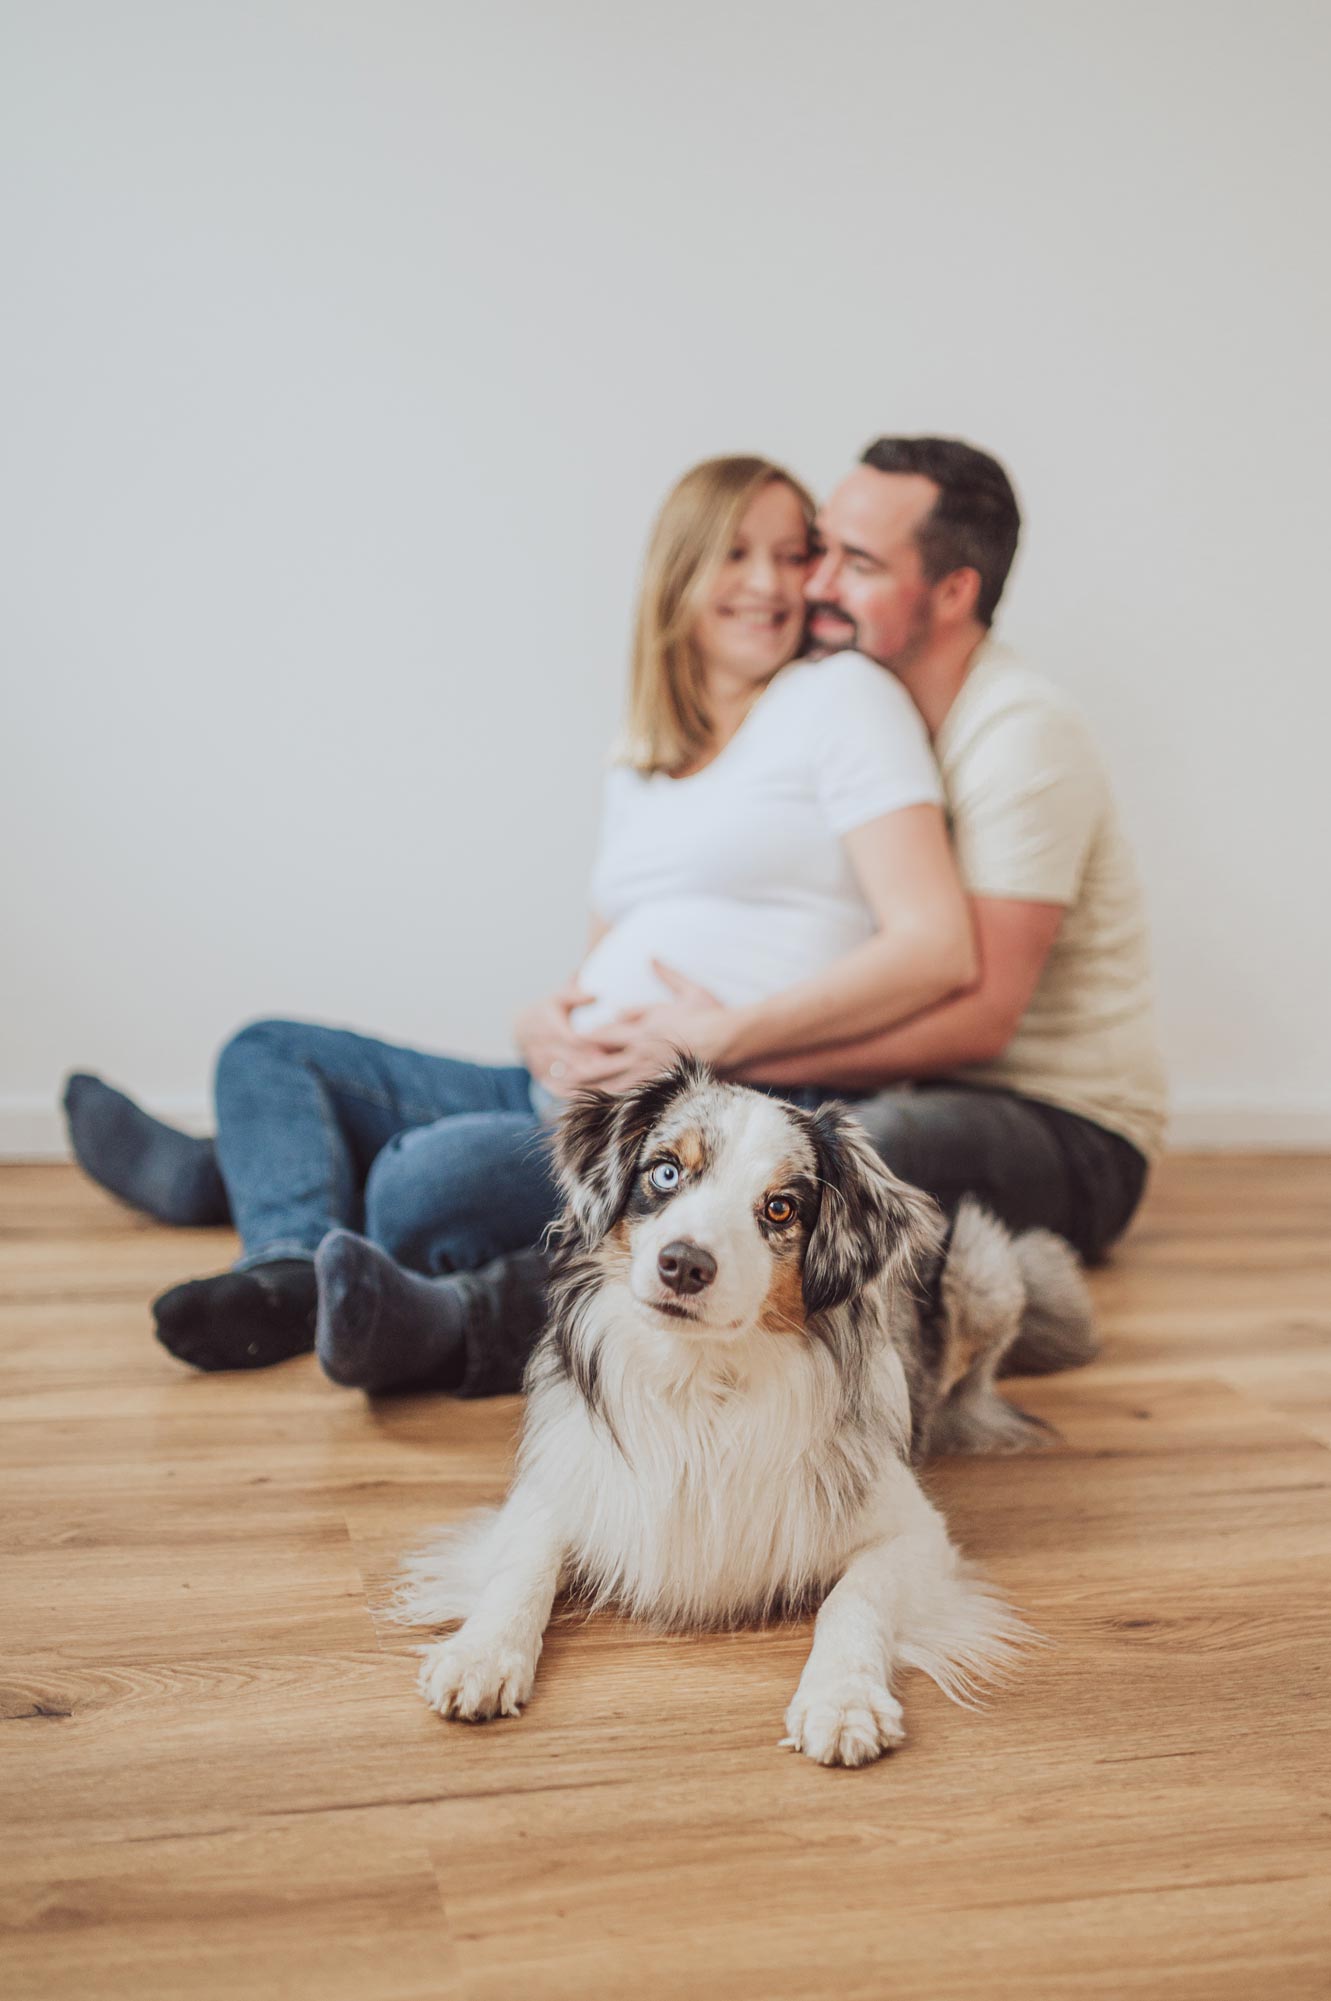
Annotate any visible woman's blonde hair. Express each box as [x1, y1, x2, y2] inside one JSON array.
[[621, 455, 815, 776]]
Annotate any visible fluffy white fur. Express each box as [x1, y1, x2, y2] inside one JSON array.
[[394, 1066, 1080, 1767]]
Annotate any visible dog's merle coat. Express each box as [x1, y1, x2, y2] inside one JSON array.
[[396, 1061, 1096, 1767]]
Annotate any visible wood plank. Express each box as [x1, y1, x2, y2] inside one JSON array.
[[2, 1158, 1329, 1999], [0, 1822, 459, 2001]]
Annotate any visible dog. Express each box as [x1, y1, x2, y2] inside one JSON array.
[[394, 1060, 1096, 1767]]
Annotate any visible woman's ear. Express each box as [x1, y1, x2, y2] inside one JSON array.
[[800, 1102, 943, 1316], [554, 1058, 711, 1249]]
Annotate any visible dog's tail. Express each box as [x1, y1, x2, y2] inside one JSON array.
[[925, 1203, 1097, 1455], [388, 1509, 502, 1629], [1000, 1228, 1098, 1377], [896, 1549, 1037, 1708]]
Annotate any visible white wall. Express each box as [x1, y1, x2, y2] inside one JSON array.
[[3, 0, 1329, 1155]]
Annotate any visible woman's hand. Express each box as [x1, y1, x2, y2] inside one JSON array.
[[582, 962, 737, 1093], [513, 977, 607, 1098]]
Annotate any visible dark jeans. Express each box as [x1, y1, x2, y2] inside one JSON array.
[[849, 1081, 1147, 1267], [446, 1080, 1149, 1399]]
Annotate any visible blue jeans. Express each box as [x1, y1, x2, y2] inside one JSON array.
[[213, 1019, 559, 1273]]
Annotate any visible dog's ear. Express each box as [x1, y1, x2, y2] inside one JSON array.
[[553, 1087, 628, 1246], [554, 1059, 708, 1249], [800, 1101, 944, 1316]]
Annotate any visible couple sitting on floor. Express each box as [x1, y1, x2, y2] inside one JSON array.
[[64, 435, 1166, 1395]]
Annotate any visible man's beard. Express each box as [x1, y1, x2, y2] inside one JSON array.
[[805, 602, 858, 660], [875, 601, 936, 675], [806, 600, 934, 673]]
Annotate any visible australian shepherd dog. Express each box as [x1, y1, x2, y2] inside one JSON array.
[[395, 1060, 1095, 1767]]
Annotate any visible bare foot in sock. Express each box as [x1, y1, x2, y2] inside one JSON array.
[[154, 1261, 317, 1371], [63, 1073, 230, 1227]]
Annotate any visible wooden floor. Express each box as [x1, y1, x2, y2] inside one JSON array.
[[2, 1158, 1330, 2000]]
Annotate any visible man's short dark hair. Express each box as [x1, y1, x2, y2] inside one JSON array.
[[859, 436, 1021, 626]]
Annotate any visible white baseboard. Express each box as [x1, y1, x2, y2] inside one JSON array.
[[1164, 1101, 1331, 1149], [3, 1092, 1330, 1163]]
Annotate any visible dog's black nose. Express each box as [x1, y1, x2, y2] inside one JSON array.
[[657, 1239, 717, 1296]]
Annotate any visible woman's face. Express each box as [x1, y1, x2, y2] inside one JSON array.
[[691, 481, 812, 685]]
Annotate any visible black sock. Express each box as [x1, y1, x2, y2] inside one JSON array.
[[63, 1073, 230, 1227], [153, 1260, 317, 1372]]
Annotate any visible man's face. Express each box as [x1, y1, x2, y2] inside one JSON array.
[[805, 468, 942, 668]]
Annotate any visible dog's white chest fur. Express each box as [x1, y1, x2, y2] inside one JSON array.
[[521, 1311, 882, 1627]]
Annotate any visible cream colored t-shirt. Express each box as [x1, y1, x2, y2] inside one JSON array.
[[935, 644, 1168, 1158]]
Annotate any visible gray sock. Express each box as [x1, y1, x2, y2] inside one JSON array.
[[62, 1073, 230, 1227], [314, 1230, 471, 1394]]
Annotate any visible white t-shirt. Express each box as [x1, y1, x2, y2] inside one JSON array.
[[574, 652, 941, 1033]]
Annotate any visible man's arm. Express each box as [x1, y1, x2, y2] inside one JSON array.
[[734, 895, 1064, 1090], [716, 803, 977, 1068]]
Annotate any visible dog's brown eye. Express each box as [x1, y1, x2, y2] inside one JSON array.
[[764, 1193, 796, 1226]]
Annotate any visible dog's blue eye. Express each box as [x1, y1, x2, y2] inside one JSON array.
[[649, 1160, 680, 1193]]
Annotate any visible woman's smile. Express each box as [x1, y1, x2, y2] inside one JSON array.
[[715, 604, 794, 629]]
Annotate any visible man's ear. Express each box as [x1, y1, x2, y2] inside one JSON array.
[[935, 565, 982, 626], [554, 1058, 710, 1249], [800, 1102, 943, 1316]]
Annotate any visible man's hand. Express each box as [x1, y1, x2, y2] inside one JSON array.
[[582, 961, 736, 1093]]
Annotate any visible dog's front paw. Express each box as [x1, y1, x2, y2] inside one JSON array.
[[781, 1675, 906, 1768], [418, 1633, 537, 1722]]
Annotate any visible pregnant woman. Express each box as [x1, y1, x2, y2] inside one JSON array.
[[64, 454, 973, 1376]]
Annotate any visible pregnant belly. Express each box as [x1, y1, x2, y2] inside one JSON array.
[[570, 897, 873, 1035]]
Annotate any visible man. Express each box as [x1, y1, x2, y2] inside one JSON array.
[[311, 436, 1165, 1396]]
